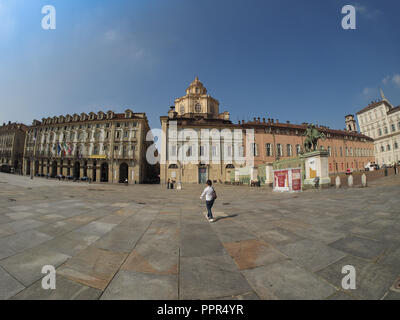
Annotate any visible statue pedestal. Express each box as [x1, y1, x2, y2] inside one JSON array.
[[301, 150, 330, 189]]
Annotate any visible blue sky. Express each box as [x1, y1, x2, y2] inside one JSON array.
[[1, 0, 399, 131]]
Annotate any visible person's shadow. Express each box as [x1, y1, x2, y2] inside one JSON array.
[[213, 214, 238, 222]]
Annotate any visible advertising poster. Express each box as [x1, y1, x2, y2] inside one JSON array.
[[273, 170, 289, 191], [291, 168, 302, 192], [273, 168, 302, 192]]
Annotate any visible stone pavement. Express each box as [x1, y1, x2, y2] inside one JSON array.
[[0, 173, 399, 300]]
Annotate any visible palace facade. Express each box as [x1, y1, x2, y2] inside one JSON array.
[[23, 109, 154, 183], [241, 116, 374, 174], [356, 90, 400, 165], [161, 78, 375, 184], [0, 122, 27, 173]]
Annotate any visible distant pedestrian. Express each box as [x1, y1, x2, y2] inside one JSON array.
[[394, 163, 398, 175], [200, 179, 217, 223]]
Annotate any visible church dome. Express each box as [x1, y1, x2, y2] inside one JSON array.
[[186, 76, 207, 95]]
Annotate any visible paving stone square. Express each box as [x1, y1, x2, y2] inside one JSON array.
[[0, 173, 399, 300]]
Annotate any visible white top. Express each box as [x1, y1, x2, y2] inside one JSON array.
[[200, 186, 214, 201]]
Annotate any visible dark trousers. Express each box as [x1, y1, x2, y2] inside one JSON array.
[[206, 200, 214, 219]]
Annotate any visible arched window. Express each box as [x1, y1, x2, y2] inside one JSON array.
[[195, 103, 201, 113]]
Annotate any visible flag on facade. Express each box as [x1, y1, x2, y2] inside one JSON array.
[[57, 143, 61, 155]]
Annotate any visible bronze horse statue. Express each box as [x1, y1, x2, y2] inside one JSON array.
[[303, 124, 326, 152]]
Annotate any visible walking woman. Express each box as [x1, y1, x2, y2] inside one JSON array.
[[200, 179, 217, 222]]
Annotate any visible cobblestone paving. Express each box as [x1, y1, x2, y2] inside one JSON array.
[[0, 173, 399, 300]]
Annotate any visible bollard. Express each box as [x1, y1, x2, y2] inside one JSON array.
[[348, 174, 353, 187], [335, 176, 341, 189], [361, 173, 367, 187], [384, 168, 388, 176]]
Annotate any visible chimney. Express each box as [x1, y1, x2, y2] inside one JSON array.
[[262, 118, 265, 123], [276, 119, 279, 124], [286, 120, 290, 124], [257, 117, 260, 122], [253, 117, 256, 122]]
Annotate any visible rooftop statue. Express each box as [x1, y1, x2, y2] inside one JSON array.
[[303, 124, 326, 152]]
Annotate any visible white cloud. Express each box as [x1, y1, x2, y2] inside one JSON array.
[[354, 3, 382, 19], [392, 74, 400, 88], [382, 74, 400, 88], [362, 87, 373, 96], [382, 75, 390, 85]]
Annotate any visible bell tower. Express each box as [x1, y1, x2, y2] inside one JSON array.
[[345, 114, 357, 132]]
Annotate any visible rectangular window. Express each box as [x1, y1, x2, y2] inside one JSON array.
[[266, 143, 272, 156], [116, 123, 121, 128], [212, 146, 217, 157], [277, 144, 282, 157], [296, 144, 301, 155], [124, 131, 128, 138], [186, 146, 192, 157], [171, 145, 177, 156], [199, 146, 204, 156], [286, 144, 292, 157], [251, 143, 258, 156], [227, 145, 232, 157], [392, 124, 396, 132], [114, 146, 118, 151]]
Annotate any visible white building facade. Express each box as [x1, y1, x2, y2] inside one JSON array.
[[356, 91, 400, 165]]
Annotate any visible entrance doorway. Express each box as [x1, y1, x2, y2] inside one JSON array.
[[119, 162, 128, 183], [101, 162, 109, 182], [34, 161, 39, 176], [198, 167, 207, 184], [73, 162, 80, 179], [51, 161, 57, 177], [26, 160, 31, 175], [93, 161, 97, 182]]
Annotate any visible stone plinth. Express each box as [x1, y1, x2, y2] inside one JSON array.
[[301, 150, 330, 189]]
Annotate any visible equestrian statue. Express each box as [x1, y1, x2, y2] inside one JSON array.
[[303, 124, 326, 152]]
